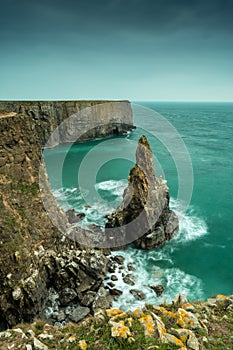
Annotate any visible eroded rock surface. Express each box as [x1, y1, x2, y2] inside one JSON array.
[[0, 112, 112, 329], [0, 100, 133, 147], [105, 135, 179, 249]]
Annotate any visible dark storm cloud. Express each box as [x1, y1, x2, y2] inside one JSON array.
[[1, 0, 233, 39], [0, 0, 233, 100]]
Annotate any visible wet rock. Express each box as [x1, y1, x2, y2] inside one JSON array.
[[107, 282, 115, 288], [130, 289, 146, 300], [108, 265, 116, 273], [105, 135, 179, 249], [127, 263, 135, 271], [111, 275, 118, 281], [113, 255, 125, 265], [109, 288, 123, 296], [150, 284, 165, 297], [67, 305, 90, 323], [66, 209, 85, 224], [123, 274, 135, 286]]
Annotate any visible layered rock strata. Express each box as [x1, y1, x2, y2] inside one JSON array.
[[0, 101, 132, 329], [0, 100, 133, 147], [105, 135, 179, 249]]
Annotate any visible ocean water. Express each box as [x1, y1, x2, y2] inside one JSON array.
[[44, 102, 233, 309]]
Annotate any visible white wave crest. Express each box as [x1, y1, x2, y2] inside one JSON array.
[[170, 198, 208, 243]]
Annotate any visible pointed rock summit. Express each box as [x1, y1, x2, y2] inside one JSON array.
[[105, 135, 179, 249]]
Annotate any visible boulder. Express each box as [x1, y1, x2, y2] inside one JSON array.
[[150, 285, 165, 297], [130, 289, 146, 300], [123, 274, 135, 286], [66, 209, 85, 224], [67, 305, 90, 323]]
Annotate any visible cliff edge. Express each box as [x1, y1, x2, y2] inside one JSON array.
[[0, 100, 133, 147], [0, 100, 133, 329]]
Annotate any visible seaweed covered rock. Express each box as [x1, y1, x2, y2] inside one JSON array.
[[105, 135, 179, 249]]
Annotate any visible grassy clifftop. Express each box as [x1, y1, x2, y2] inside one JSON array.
[[0, 295, 233, 349]]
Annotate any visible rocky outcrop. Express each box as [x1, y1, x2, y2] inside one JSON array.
[[0, 112, 112, 329], [1, 294, 233, 349], [0, 100, 133, 147], [105, 135, 179, 249]]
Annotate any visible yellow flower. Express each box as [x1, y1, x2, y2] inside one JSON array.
[[78, 339, 87, 349]]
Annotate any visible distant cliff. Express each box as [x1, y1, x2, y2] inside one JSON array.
[[0, 100, 133, 147]]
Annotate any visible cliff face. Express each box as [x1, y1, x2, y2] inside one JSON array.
[[0, 101, 133, 147], [0, 106, 122, 329], [106, 135, 179, 249]]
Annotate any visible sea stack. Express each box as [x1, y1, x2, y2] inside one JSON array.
[[105, 135, 179, 249]]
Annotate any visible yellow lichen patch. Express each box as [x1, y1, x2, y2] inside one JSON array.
[[133, 308, 142, 318], [144, 320, 155, 336], [111, 321, 131, 339], [68, 335, 76, 343], [180, 335, 188, 342], [106, 308, 124, 317], [110, 312, 127, 322], [176, 308, 200, 329], [162, 310, 177, 318], [138, 314, 155, 336], [161, 333, 185, 348], [153, 306, 166, 314], [138, 314, 153, 323], [216, 294, 228, 299], [183, 303, 193, 309], [78, 339, 87, 349]]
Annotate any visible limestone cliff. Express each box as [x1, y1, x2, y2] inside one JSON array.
[[0, 100, 133, 147], [105, 135, 179, 249], [0, 109, 117, 330]]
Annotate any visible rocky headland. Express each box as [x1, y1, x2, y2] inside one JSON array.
[[0, 100, 133, 148], [105, 135, 179, 248], [0, 101, 133, 330]]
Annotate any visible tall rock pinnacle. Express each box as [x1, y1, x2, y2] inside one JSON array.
[[105, 135, 179, 249]]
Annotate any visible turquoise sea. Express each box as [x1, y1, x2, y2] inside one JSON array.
[[44, 102, 233, 310]]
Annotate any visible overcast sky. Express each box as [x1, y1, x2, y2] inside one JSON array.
[[1, 0, 233, 101]]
